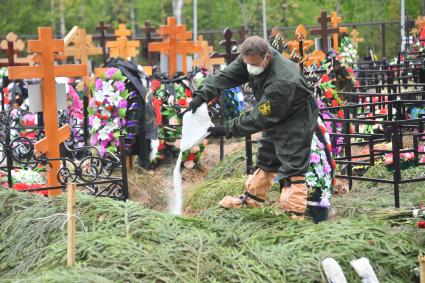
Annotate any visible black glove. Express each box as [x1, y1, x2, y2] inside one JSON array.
[[188, 95, 205, 113], [207, 126, 227, 138]]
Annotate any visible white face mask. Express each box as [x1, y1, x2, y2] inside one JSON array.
[[246, 54, 268, 76]]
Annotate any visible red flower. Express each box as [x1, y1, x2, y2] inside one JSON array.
[[178, 99, 188, 107], [185, 89, 192, 98], [187, 153, 196, 161], [346, 67, 353, 74], [337, 110, 344, 119], [324, 88, 333, 99], [354, 80, 360, 87], [152, 97, 163, 125], [320, 125, 326, 135], [95, 100, 102, 107], [4, 95, 10, 104], [3, 87, 9, 94], [331, 99, 339, 107], [158, 142, 165, 151], [96, 113, 102, 119], [331, 159, 337, 168], [13, 183, 29, 190], [326, 144, 333, 153], [321, 74, 330, 83], [102, 115, 109, 120], [417, 220, 425, 228], [151, 79, 161, 91], [107, 105, 113, 111]]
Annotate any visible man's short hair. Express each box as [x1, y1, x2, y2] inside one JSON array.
[[240, 36, 270, 57]]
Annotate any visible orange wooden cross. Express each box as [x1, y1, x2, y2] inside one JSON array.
[[416, 16, 425, 30], [148, 16, 200, 75], [350, 28, 364, 48], [64, 26, 102, 67], [106, 24, 140, 59], [8, 27, 87, 196], [330, 11, 348, 51], [286, 25, 315, 54], [193, 35, 224, 70]]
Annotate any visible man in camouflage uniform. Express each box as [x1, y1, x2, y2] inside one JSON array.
[[188, 36, 318, 218]]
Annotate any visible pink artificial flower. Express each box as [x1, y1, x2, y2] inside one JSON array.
[[323, 162, 331, 174], [401, 152, 415, 160], [419, 145, 425, 153], [310, 153, 320, 164], [114, 81, 125, 92], [384, 154, 393, 165], [105, 67, 118, 79], [95, 78, 103, 90]]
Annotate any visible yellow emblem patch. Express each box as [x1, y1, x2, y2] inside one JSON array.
[[258, 100, 272, 116]]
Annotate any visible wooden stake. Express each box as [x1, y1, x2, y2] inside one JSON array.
[[420, 256, 425, 283], [67, 183, 76, 267]]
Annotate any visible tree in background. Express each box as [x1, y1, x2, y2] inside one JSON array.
[[0, 0, 422, 59]]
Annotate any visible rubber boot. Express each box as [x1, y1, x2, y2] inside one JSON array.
[[279, 176, 308, 219], [219, 168, 276, 209]]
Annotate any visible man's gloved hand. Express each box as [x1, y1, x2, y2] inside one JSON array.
[[207, 126, 227, 138], [188, 95, 205, 113]]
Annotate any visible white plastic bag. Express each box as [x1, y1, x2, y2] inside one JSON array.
[[171, 103, 213, 215]]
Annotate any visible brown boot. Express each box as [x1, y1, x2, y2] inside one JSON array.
[[219, 168, 276, 209], [279, 176, 308, 217]]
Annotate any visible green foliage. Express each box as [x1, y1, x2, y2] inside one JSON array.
[[185, 177, 245, 212], [0, 189, 424, 282]]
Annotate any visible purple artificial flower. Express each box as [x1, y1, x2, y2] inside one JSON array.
[[119, 118, 126, 127], [118, 99, 128, 109], [101, 120, 107, 126], [310, 152, 321, 164], [105, 67, 118, 79], [95, 79, 103, 90], [114, 81, 126, 92]]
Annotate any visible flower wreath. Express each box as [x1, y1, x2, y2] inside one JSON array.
[[88, 67, 140, 156]]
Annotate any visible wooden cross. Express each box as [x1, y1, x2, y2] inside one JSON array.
[[330, 12, 348, 51], [304, 50, 326, 67], [8, 27, 87, 196], [416, 16, 425, 30], [193, 35, 224, 70], [219, 28, 238, 64], [0, 32, 30, 66], [148, 16, 200, 75], [350, 28, 364, 48], [286, 25, 314, 55], [106, 24, 140, 60], [310, 10, 339, 53], [93, 21, 116, 65], [238, 26, 247, 44], [143, 21, 158, 65], [64, 26, 102, 67]]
